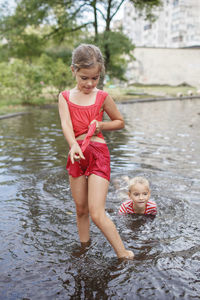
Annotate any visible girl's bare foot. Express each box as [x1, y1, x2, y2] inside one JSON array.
[[118, 250, 134, 259], [81, 239, 91, 248]]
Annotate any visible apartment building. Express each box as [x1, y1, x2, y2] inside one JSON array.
[[123, 0, 200, 48]]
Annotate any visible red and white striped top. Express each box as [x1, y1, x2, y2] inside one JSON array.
[[118, 200, 157, 215]]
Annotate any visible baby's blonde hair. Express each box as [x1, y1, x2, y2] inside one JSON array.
[[128, 176, 150, 192]]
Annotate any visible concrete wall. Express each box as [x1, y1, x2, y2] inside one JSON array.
[[127, 47, 200, 88]]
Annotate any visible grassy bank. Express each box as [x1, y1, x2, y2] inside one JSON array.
[[0, 104, 31, 116], [0, 84, 199, 116], [105, 83, 198, 102]]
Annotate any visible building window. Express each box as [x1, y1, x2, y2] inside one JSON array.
[[144, 24, 152, 30], [172, 35, 183, 42], [173, 0, 179, 7]]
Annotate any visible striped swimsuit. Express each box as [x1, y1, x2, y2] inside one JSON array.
[[118, 200, 157, 215]]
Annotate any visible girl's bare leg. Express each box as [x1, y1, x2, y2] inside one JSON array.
[[88, 174, 134, 259], [69, 175, 90, 243]]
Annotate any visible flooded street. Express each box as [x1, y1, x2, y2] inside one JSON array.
[[0, 99, 200, 299]]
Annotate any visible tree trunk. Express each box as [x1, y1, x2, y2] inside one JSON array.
[[97, 73, 104, 90], [92, 0, 98, 42]]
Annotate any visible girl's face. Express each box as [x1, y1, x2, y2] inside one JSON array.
[[128, 183, 150, 212], [72, 65, 100, 94]]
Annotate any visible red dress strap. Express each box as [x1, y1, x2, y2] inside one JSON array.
[[62, 90, 107, 107], [61, 90, 70, 102], [96, 90, 108, 108]]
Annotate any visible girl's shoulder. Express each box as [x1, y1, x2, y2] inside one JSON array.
[[98, 89, 108, 96], [96, 89, 109, 106], [97, 89, 109, 99], [60, 90, 69, 101]]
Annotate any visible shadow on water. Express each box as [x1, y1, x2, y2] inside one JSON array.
[[0, 100, 200, 299]]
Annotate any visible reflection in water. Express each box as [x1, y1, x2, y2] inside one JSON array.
[[0, 101, 200, 299]]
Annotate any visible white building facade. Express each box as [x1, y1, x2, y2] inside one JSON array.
[[123, 0, 200, 48]]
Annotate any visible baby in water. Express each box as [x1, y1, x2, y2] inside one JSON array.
[[118, 176, 157, 215]]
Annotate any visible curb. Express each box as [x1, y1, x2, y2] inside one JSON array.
[[119, 95, 200, 104], [0, 112, 30, 120]]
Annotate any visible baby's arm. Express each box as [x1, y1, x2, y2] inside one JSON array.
[[58, 93, 84, 163]]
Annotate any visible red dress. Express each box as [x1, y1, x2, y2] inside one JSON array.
[[61, 89, 111, 181], [61, 90, 108, 139]]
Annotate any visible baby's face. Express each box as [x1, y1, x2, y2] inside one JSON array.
[[128, 183, 150, 210]]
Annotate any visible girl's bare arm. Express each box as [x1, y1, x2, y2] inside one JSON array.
[[98, 94, 125, 131], [58, 93, 84, 163]]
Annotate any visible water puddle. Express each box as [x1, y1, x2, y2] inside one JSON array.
[[0, 100, 200, 299]]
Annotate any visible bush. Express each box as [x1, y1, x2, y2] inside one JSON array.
[[38, 54, 74, 97], [0, 55, 74, 105], [0, 59, 44, 104]]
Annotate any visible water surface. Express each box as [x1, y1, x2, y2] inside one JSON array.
[[0, 99, 200, 299]]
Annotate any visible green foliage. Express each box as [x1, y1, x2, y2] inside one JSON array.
[[44, 46, 72, 64], [83, 30, 134, 80], [131, 0, 162, 21], [0, 55, 74, 105], [0, 44, 9, 62], [0, 59, 44, 104], [38, 53, 74, 93], [100, 31, 134, 80], [0, 0, 163, 104], [7, 33, 45, 61], [0, 0, 77, 62]]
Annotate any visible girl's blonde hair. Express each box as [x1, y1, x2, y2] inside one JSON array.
[[71, 44, 105, 74], [129, 177, 150, 192]]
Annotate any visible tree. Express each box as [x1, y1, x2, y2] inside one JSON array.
[[0, 0, 162, 78], [0, 59, 44, 104], [79, 0, 162, 84]]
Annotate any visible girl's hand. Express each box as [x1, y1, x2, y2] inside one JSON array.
[[89, 120, 101, 135], [69, 142, 85, 164]]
